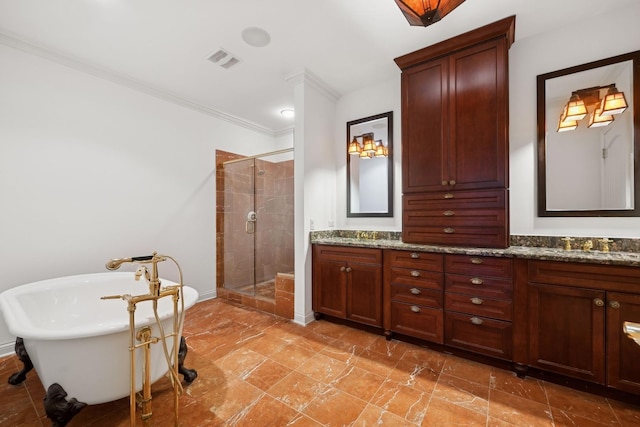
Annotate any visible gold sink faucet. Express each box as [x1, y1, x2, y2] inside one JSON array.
[[561, 237, 574, 251]]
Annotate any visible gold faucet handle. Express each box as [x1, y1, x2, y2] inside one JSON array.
[[560, 237, 574, 251], [599, 238, 613, 252]]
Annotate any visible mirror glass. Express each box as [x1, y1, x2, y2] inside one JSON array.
[[347, 111, 394, 217], [537, 51, 640, 216]]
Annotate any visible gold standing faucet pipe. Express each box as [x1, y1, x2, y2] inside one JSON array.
[[102, 252, 185, 427]]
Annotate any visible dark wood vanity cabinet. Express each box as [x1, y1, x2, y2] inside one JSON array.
[[383, 250, 444, 343], [527, 261, 640, 394], [395, 16, 515, 248], [444, 254, 514, 360], [312, 245, 382, 327]]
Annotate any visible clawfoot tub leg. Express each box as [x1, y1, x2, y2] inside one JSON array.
[[43, 383, 87, 427], [8, 337, 34, 385], [178, 336, 197, 383]]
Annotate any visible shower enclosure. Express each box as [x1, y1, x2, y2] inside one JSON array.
[[221, 149, 294, 299]]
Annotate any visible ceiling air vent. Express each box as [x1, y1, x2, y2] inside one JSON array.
[[207, 48, 241, 69]]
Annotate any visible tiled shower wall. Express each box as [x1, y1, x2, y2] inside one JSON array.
[[215, 150, 294, 318]]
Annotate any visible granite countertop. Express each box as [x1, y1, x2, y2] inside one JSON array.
[[310, 234, 640, 267]]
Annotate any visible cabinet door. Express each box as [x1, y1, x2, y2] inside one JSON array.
[[528, 283, 605, 384], [607, 292, 640, 394], [312, 258, 346, 319], [449, 38, 508, 190], [402, 57, 449, 193], [347, 262, 382, 327]]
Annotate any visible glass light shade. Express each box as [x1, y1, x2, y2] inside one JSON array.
[[394, 0, 466, 27], [588, 107, 614, 128], [374, 144, 386, 157], [359, 150, 373, 159], [564, 94, 588, 121], [348, 137, 361, 155], [362, 134, 376, 153], [557, 109, 577, 132], [600, 88, 628, 116]]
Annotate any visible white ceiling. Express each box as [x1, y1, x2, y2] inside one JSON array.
[[0, 0, 637, 135]]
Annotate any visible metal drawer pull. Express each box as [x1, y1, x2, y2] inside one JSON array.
[[470, 258, 483, 264], [442, 180, 448, 186], [340, 266, 346, 272], [410, 270, 421, 277], [444, 193, 454, 199], [410, 305, 421, 313], [410, 252, 420, 259], [443, 210, 455, 216], [609, 300, 620, 309], [449, 179, 456, 186], [470, 297, 483, 305], [470, 278, 484, 285], [594, 298, 604, 307], [345, 267, 352, 273], [410, 288, 421, 295], [444, 228, 455, 234], [470, 317, 483, 325]]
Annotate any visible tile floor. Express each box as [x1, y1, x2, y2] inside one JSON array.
[[2, 298, 640, 426]]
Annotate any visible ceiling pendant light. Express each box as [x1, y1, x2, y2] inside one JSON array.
[[394, 0, 466, 27], [600, 87, 628, 116]]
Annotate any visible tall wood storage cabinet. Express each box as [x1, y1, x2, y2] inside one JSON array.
[[395, 16, 515, 248]]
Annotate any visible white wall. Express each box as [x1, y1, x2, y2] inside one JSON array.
[[336, 78, 402, 231], [335, 2, 640, 238], [509, 2, 640, 238], [0, 43, 281, 351]]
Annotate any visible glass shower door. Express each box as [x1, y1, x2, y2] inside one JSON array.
[[223, 158, 257, 295]]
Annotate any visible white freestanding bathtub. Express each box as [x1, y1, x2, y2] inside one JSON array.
[[0, 272, 199, 405]]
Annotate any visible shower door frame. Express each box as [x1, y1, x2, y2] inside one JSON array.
[[222, 148, 294, 297]]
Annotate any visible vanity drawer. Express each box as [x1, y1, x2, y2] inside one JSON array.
[[403, 224, 507, 249], [444, 293, 512, 321], [314, 245, 381, 264], [388, 267, 443, 290], [404, 208, 506, 228], [444, 311, 512, 360], [404, 189, 506, 210], [445, 254, 513, 278], [386, 250, 443, 272], [391, 284, 442, 308], [390, 301, 443, 344], [445, 274, 512, 299]]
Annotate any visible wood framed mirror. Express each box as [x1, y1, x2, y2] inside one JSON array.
[[537, 50, 640, 217], [347, 111, 394, 217]]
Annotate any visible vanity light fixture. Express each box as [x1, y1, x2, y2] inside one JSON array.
[[588, 106, 614, 128], [394, 0, 466, 27], [348, 133, 388, 157], [374, 141, 387, 157], [348, 137, 361, 155], [556, 84, 627, 132], [600, 86, 628, 116], [563, 94, 588, 121], [362, 134, 376, 153]]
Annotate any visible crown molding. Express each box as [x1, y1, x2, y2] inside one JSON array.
[[284, 68, 342, 103], [0, 30, 277, 137]]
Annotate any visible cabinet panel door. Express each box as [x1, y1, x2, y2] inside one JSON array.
[[607, 292, 640, 394], [528, 283, 605, 384], [449, 39, 508, 190], [347, 263, 382, 327], [402, 57, 449, 193], [312, 259, 346, 319]]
